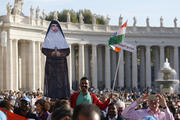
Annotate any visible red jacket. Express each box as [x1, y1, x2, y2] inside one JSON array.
[[0, 107, 27, 120], [70, 92, 110, 110]]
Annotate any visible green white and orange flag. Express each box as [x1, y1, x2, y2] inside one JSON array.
[[109, 21, 127, 52], [109, 21, 136, 53]]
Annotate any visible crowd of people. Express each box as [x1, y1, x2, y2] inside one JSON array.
[[0, 77, 180, 120]]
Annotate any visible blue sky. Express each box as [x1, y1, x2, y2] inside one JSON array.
[[0, 0, 179, 27]]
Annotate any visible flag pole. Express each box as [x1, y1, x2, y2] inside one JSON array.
[[112, 52, 121, 91]]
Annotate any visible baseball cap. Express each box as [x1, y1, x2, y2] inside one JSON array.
[[142, 116, 157, 120]]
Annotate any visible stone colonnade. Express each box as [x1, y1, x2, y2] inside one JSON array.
[[0, 39, 45, 91], [0, 39, 179, 91], [68, 44, 180, 90]]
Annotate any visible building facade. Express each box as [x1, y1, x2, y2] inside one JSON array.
[[0, 1, 180, 91]]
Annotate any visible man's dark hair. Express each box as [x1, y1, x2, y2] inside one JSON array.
[[73, 103, 101, 120], [0, 100, 13, 111], [80, 77, 88, 81], [51, 105, 73, 120], [53, 99, 70, 112]]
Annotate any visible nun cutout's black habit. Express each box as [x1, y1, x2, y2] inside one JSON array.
[[42, 20, 70, 99]]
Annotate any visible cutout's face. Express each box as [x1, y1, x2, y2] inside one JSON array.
[[51, 24, 58, 32]]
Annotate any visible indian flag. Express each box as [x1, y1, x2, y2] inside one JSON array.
[[109, 21, 127, 52]]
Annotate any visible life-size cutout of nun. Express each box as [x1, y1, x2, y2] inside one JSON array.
[[42, 20, 70, 99]]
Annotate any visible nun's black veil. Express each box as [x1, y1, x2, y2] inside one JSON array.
[[45, 20, 65, 37]]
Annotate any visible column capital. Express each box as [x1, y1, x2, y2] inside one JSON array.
[[174, 46, 179, 48], [160, 45, 165, 48], [105, 45, 111, 49], [11, 39, 19, 41], [79, 43, 85, 46], [36, 41, 42, 43], [146, 45, 151, 48], [31, 40, 36, 43], [92, 43, 98, 46]]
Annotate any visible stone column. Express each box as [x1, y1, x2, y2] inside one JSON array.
[[132, 50, 138, 88], [9, 39, 13, 90], [21, 41, 27, 89], [92, 44, 98, 88], [0, 47, 3, 90], [69, 44, 74, 90], [105, 46, 111, 89], [160, 46, 165, 68], [140, 47, 146, 88], [169, 47, 174, 67], [79, 44, 85, 79], [154, 47, 160, 80], [15, 40, 19, 91], [125, 51, 131, 88], [84, 46, 90, 78], [174, 46, 179, 79], [66, 47, 70, 86], [97, 46, 103, 87], [18, 58, 22, 89], [31, 41, 36, 91], [41, 52, 46, 90], [146, 46, 151, 87], [37, 42, 42, 91], [118, 50, 124, 88], [111, 51, 117, 87]]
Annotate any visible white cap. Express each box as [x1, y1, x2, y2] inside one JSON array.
[[115, 99, 125, 110]]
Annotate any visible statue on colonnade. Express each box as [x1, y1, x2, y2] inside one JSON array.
[[53, 11, 58, 20], [79, 12, 84, 24], [12, 0, 24, 15], [36, 6, 40, 19], [174, 17, 177, 28], [160, 16, 163, 27], [146, 17, 150, 27], [92, 14, 96, 25], [67, 11, 71, 22], [133, 16, 137, 27], [42, 9, 46, 20], [106, 15, 110, 25], [6, 2, 12, 16], [119, 14, 123, 26], [30, 6, 34, 18]]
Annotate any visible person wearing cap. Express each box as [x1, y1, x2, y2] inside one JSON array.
[[105, 102, 127, 120], [14, 97, 38, 120], [70, 77, 112, 110], [115, 99, 126, 120], [121, 94, 174, 120]]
